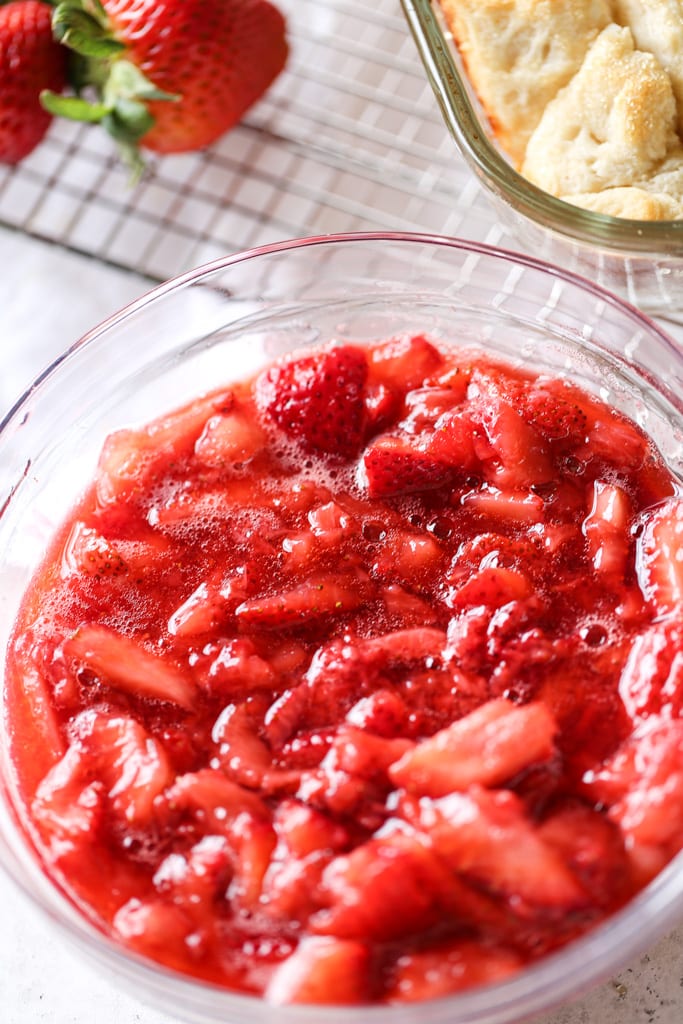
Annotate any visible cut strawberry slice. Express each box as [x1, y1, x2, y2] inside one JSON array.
[[96, 390, 233, 504], [635, 498, 683, 615], [467, 383, 554, 488], [34, 710, 173, 835], [425, 409, 479, 470], [582, 480, 631, 577], [62, 522, 128, 579], [266, 936, 371, 1005], [64, 624, 196, 709], [311, 831, 446, 941], [194, 408, 266, 468], [367, 334, 444, 391], [236, 574, 367, 628], [404, 787, 587, 910], [618, 618, 683, 721], [256, 344, 368, 460], [389, 698, 557, 796], [523, 381, 589, 450], [385, 937, 522, 1003], [362, 436, 453, 498]]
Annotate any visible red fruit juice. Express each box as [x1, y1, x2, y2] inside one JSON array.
[[4, 334, 683, 1004]]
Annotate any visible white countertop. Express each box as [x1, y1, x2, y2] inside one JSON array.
[[1, 0, 682, 1019]]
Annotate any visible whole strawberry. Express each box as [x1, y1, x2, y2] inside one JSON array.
[[0, 0, 66, 164], [43, 0, 288, 167]]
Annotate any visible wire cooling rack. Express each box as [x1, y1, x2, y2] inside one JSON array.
[[0, 0, 510, 282]]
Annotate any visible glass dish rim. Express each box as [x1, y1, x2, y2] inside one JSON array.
[[401, 0, 683, 252], [1, 229, 683, 1023]]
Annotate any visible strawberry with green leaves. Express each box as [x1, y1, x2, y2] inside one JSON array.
[[42, 0, 288, 169], [0, 0, 66, 164]]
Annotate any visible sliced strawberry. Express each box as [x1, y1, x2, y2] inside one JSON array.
[[212, 701, 300, 794], [256, 344, 368, 460], [405, 787, 587, 910], [113, 897, 196, 966], [266, 936, 371, 1005], [635, 498, 683, 615], [311, 831, 446, 941], [389, 698, 557, 796], [460, 484, 545, 524], [153, 834, 233, 911], [163, 768, 270, 830], [323, 724, 412, 781], [346, 689, 412, 738], [236, 573, 367, 628], [362, 436, 453, 498], [538, 801, 630, 908], [401, 386, 465, 433], [64, 624, 196, 709], [425, 408, 479, 470], [523, 381, 589, 450], [447, 565, 533, 611], [583, 718, 683, 857], [367, 334, 444, 391], [385, 937, 522, 1003], [467, 382, 554, 488], [618, 618, 683, 721], [582, 480, 631, 577], [194, 408, 266, 468], [34, 710, 173, 835], [96, 390, 233, 504], [62, 522, 128, 579], [201, 638, 276, 695]]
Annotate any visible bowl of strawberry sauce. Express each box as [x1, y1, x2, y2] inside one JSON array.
[[1, 232, 683, 1023]]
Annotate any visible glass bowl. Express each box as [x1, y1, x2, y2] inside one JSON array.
[[1, 232, 683, 1024], [401, 0, 683, 324]]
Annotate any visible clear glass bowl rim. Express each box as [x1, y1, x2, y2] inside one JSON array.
[[401, 0, 683, 252], [1, 230, 682, 1024]]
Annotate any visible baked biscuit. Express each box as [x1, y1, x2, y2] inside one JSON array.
[[560, 185, 683, 220], [613, 0, 683, 133], [438, 0, 612, 164], [521, 25, 678, 196]]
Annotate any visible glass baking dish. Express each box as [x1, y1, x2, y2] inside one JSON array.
[[401, 0, 683, 324]]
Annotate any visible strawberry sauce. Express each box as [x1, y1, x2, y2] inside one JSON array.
[[5, 335, 683, 1004]]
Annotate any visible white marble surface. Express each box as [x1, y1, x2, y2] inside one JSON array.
[[1, 226, 682, 1024]]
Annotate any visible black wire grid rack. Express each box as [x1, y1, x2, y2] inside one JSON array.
[[0, 0, 509, 283]]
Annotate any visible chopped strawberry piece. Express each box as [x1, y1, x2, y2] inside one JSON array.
[[362, 436, 454, 498], [113, 897, 196, 964], [62, 522, 128, 579], [64, 624, 196, 709], [34, 710, 173, 835], [163, 768, 270, 831], [323, 724, 412, 781], [386, 937, 522, 1003], [618, 619, 683, 721], [425, 408, 480, 469], [405, 787, 587, 910], [460, 484, 544, 523], [311, 831, 446, 941], [448, 565, 533, 611], [194, 408, 266, 467], [202, 638, 277, 695], [236, 574, 367, 628], [368, 334, 444, 391], [266, 936, 371, 1005], [582, 480, 631, 577], [153, 834, 233, 909], [96, 390, 233, 504], [636, 498, 683, 614], [467, 381, 554, 488], [523, 381, 589, 450], [256, 344, 368, 460], [583, 718, 683, 859], [389, 699, 557, 796], [212, 701, 300, 794]]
